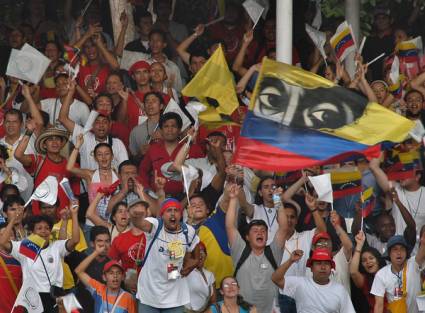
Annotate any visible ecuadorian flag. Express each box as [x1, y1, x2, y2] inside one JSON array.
[[331, 169, 362, 199], [19, 234, 46, 261], [384, 148, 422, 180], [361, 187, 375, 218], [330, 21, 356, 61], [234, 58, 415, 172]]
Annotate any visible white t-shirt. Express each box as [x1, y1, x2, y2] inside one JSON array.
[[137, 217, 200, 308], [371, 256, 424, 313], [278, 229, 315, 295], [40, 98, 90, 130], [305, 248, 351, 294], [185, 268, 215, 311], [283, 276, 355, 313], [246, 204, 279, 245], [72, 124, 128, 171], [11, 240, 69, 292], [393, 184, 425, 235], [366, 233, 387, 255]]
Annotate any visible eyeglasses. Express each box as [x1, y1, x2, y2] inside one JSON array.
[[223, 282, 238, 288]]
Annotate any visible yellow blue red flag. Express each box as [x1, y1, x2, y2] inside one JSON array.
[[234, 58, 415, 172]]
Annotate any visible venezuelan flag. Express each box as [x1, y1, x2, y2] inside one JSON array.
[[19, 234, 46, 261], [389, 80, 403, 99], [361, 187, 375, 218], [182, 45, 239, 123], [397, 37, 422, 63], [63, 44, 87, 66], [330, 21, 356, 61], [384, 149, 421, 180], [331, 169, 362, 199], [233, 58, 415, 172]]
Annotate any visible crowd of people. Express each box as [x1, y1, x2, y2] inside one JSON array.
[[2, 0, 425, 312]]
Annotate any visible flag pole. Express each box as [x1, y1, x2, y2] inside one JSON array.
[[276, 0, 292, 64]]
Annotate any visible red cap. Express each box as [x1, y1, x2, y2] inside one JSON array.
[[103, 260, 124, 273], [312, 232, 331, 245], [306, 248, 335, 269], [159, 198, 183, 216], [129, 61, 151, 76]]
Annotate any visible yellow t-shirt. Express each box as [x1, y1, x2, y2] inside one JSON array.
[[51, 220, 88, 290]]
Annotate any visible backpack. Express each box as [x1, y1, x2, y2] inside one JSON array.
[[234, 244, 278, 277], [141, 218, 193, 267]]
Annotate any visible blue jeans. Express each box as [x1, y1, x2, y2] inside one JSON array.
[[278, 294, 297, 313], [138, 303, 185, 313]]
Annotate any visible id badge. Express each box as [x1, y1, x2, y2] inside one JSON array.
[[167, 262, 181, 280], [394, 287, 403, 300], [260, 263, 269, 269], [168, 240, 184, 259]]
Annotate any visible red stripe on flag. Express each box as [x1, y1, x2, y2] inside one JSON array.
[[336, 38, 355, 59], [333, 186, 362, 199]]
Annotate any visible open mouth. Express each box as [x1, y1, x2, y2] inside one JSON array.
[[256, 236, 264, 243]]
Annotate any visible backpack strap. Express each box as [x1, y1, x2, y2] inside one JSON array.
[[233, 244, 252, 277], [141, 218, 163, 267], [264, 245, 278, 270]]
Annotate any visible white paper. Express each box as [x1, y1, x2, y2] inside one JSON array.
[[6, 44, 51, 84], [12, 276, 44, 313], [409, 119, 425, 142], [163, 99, 193, 131], [312, 0, 322, 29], [25, 176, 58, 207], [390, 55, 400, 85], [305, 24, 327, 62], [308, 173, 333, 203], [243, 0, 264, 29], [62, 293, 82, 313], [83, 110, 100, 134]]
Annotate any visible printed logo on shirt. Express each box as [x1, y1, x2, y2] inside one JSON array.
[[127, 242, 144, 261]]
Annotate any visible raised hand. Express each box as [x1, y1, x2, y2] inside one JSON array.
[[120, 11, 129, 29], [75, 133, 84, 149], [69, 200, 79, 216], [194, 24, 205, 36], [154, 170, 167, 191], [290, 249, 304, 263], [330, 210, 341, 228], [229, 183, 240, 199], [305, 192, 317, 211], [243, 30, 254, 44], [355, 230, 366, 248]]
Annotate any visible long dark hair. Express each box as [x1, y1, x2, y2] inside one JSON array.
[[254, 176, 275, 205], [359, 246, 386, 287], [220, 276, 253, 311]]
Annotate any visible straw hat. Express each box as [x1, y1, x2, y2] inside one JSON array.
[[35, 128, 69, 154]]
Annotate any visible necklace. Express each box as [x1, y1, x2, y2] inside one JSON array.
[[262, 205, 277, 229], [402, 187, 422, 218], [223, 303, 238, 313]]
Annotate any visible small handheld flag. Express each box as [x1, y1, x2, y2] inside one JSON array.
[[19, 234, 46, 261], [330, 21, 356, 61]]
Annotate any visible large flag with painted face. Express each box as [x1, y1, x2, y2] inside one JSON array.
[[234, 58, 415, 171]]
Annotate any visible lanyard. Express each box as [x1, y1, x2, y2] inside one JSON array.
[[403, 188, 422, 219], [262, 205, 277, 229], [284, 234, 299, 256], [106, 288, 121, 313]]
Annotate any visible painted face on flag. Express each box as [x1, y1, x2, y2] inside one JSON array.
[[254, 76, 366, 130]]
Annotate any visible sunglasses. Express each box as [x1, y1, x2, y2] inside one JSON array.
[[223, 282, 238, 289]]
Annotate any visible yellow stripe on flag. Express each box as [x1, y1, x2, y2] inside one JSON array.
[[27, 234, 46, 248], [361, 186, 374, 203], [331, 170, 361, 184], [330, 28, 352, 49]]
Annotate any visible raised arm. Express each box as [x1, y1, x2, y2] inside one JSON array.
[[235, 63, 259, 94], [65, 201, 81, 252], [410, 70, 425, 98], [209, 140, 226, 192], [93, 33, 119, 70], [275, 188, 288, 248], [305, 193, 327, 234], [21, 84, 44, 135], [73, 23, 102, 50], [232, 30, 253, 77], [330, 210, 353, 260], [271, 250, 303, 289], [225, 184, 240, 247], [134, 180, 160, 217], [368, 155, 391, 193], [416, 230, 425, 266], [75, 243, 106, 286], [282, 173, 307, 202], [350, 230, 366, 289], [58, 80, 77, 133], [86, 192, 110, 228], [176, 24, 205, 66], [358, 64, 378, 102], [0, 214, 17, 253], [114, 11, 129, 58], [14, 123, 35, 167], [66, 134, 92, 182], [390, 187, 416, 243]]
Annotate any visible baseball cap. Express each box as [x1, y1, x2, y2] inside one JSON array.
[[306, 248, 335, 269], [386, 235, 408, 252], [247, 219, 268, 231], [128, 198, 149, 209], [103, 260, 124, 273], [312, 232, 331, 245]]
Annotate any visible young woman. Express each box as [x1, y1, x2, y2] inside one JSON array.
[[350, 230, 387, 313], [185, 242, 216, 312], [150, 62, 177, 101], [66, 136, 118, 222], [40, 41, 63, 99], [207, 277, 256, 313], [86, 193, 130, 240]]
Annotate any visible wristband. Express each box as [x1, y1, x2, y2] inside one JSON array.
[[24, 130, 33, 137], [355, 249, 362, 253], [310, 208, 318, 213]]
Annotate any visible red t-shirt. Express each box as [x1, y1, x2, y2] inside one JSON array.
[[78, 64, 110, 94], [26, 155, 79, 215], [139, 141, 204, 196], [39, 86, 57, 100], [111, 121, 130, 148], [198, 124, 241, 152], [209, 23, 245, 62], [360, 274, 387, 313], [0, 251, 24, 313], [108, 230, 146, 273]]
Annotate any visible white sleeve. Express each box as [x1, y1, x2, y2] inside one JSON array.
[[78, 102, 91, 125], [283, 276, 301, 298], [71, 123, 84, 144], [370, 269, 386, 297], [120, 50, 149, 70], [113, 139, 129, 164], [187, 225, 200, 253], [10, 241, 23, 262], [55, 239, 70, 258]]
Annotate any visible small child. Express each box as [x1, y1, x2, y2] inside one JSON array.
[[75, 243, 136, 313]]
